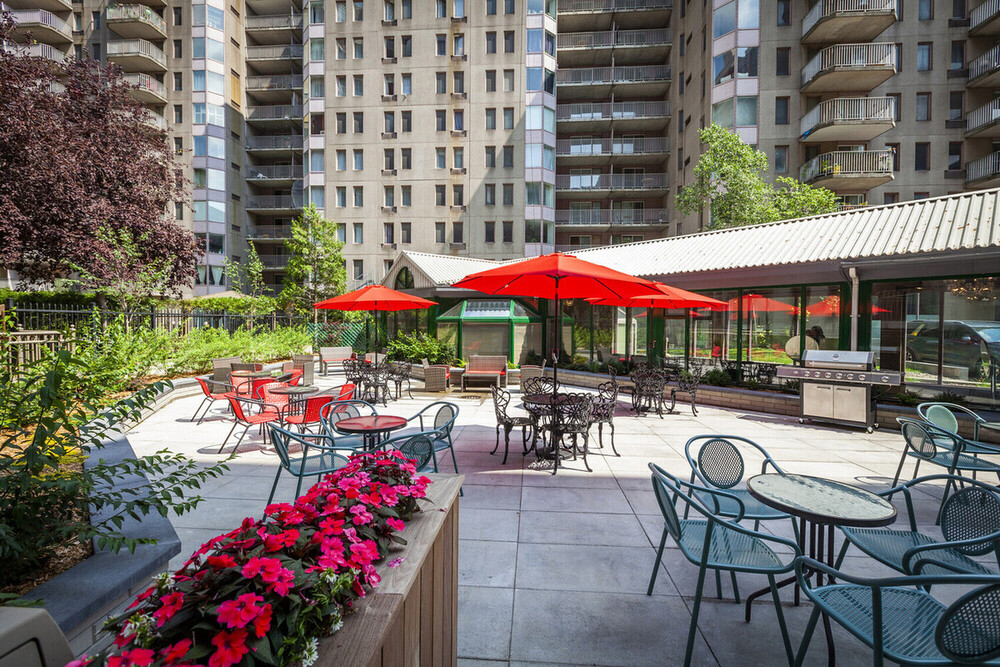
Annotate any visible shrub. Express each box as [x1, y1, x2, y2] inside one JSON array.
[[386, 332, 456, 365], [702, 369, 735, 387], [0, 348, 228, 590], [81, 452, 431, 667], [931, 391, 969, 408]]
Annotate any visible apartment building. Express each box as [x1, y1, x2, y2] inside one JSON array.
[[5, 0, 997, 292]]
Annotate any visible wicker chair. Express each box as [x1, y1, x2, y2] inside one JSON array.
[[490, 386, 532, 464], [421, 358, 451, 392]]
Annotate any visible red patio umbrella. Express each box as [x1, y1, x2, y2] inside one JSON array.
[[585, 282, 728, 310], [725, 294, 798, 317], [805, 295, 890, 317], [452, 252, 660, 390], [314, 284, 437, 353]]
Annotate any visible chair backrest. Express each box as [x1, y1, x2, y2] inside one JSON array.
[[935, 583, 1000, 663], [921, 403, 962, 436], [268, 423, 352, 474], [649, 463, 688, 544], [685, 435, 779, 490], [252, 378, 276, 399], [225, 395, 251, 422], [196, 376, 213, 397], [900, 418, 948, 460], [212, 357, 242, 382], [232, 362, 257, 372], [433, 402, 458, 433], [491, 385, 511, 422], [550, 393, 593, 432], [940, 486, 1000, 557], [287, 395, 335, 423], [394, 434, 434, 471], [229, 372, 251, 396], [319, 399, 378, 434], [336, 383, 356, 400], [522, 377, 555, 395], [261, 382, 291, 408], [469, 355, 507, 373], [422, 357, 430, 369], [597, 380, 618, 403]]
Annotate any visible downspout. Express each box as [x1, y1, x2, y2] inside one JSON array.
[[849, 267, 859, 351]]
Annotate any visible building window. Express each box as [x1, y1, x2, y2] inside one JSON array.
[[454, 33, 465, 56], [435, 222, 446, 243], [894, 43, 903, 72], [353, 187, 364, 206], [311, 150, 325, 172], [402, 185, 411, 206], [174, 72, 183, 91], [354, 0, 364, 20], [453, 147, 464, 169], [486, 32, 496, 54], [915, 93, 931, 121], [502, 145, 514, 168], [336, 38, 346, 59], [486, 70, 496, 92], [948, 142, 963, 171], [173, 7, 182, 25], [385, 37, 395, 59], [502, 183, 513, 206], [775, 97, 789, 125], [713, 2, 736, 37], [401, 148, 411, 168], [436, 147, 446, 169], [915, 142, 930, 171], [401, 222, 411, 243], [400, 111, 411, 132], [353, 112, 363, 132], [401, 35, 411, 56], [503, 31, 514, 53], [402, 0, 411, 17], [354, 37, 364, 58], [353, 75, 364, 96], [401, 74, 411, 95], [436, 72, 447, 93], [385, 223, 394, 243], [917, 43, 932, 71], [486, 146, 496, 167], [504, 0, 514, 13], [312, 76, 326, 98], [503, 107, 514, 129], [336, 112, 346, 133], [453, 222, 463, 243], [312, 1, 326, 22], [777, 0, 790, 24], [887, 93, 901, 121], [502, 220, 513, 243], [436, 34, 446, 56], [453, 185, 463, 206], [774, 146, 788, 174], [174, 105, 183, 123], [486, 0, 496, 13], [353, 260, 364, 281], [454, 110, 464, 131], [486, 108, 496, 130], [887, 143, 900, 171], [337, 187, 346, 207], [918, 0, 932, 19], [949, 91, 964, 121], [384, 0, 395, 20], [337, 150, 346, 170], [776, 47, 790, 76], [336, 1, 347, 21], [311, 39, 325, 61], [503, 69, 514, 91], [485, 183, 496, 205], [953, 0, 966, 18], [883, 192, 898, 205], [384, 111, 395, 132], [436, 110, 446, 131], [913, 192, 929, 200], [436, 0, 446, 16], [435, 185, 446, 206], [951, 41, 965, 70], [484, 221, 495, 243]]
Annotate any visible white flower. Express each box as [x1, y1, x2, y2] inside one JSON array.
[[154, 572, 175, 590], [300, 637, 319, 667]]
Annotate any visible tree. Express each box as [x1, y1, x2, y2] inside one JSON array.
[[223, 242, 267, 299], [280, 204, 347, 312], [676, 124, 839, 230], [0, 14, 198, 291]]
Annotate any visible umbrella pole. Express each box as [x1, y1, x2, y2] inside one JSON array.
[[552, 278, 560, 397]]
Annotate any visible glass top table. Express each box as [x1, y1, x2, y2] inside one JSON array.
[[268, 385, 319, 396], [231, 370, 278, 379], [747, 473, 896, 528]]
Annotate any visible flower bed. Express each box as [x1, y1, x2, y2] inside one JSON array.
[[73, 451, 431, 667]]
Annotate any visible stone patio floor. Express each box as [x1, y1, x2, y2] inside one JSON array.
[[126, 374, 971, 666]]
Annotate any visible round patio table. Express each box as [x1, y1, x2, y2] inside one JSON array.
[[521, 393, 588, 459], [334, 415, 407, 451], [268, 385, 319, 396], [745, 473, 897, 667], [231, 370, 277, 378]]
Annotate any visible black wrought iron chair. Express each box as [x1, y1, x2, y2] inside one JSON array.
[[590, 380, 619, 456], [545, 393, 594, 475], [388, 361, 413, 400], [490, 385, 532, 464], [670, 364, 704, 416]]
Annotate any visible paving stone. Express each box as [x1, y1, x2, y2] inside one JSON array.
[[459, 586, 514, 661]]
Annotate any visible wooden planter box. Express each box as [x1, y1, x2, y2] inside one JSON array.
[[318, 474, 462, 666]]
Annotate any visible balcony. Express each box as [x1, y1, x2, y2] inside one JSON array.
[[141, 112, 168, 132], [557, 0, 672, 31], [966, 152, 1000, 187], [3, 0, 72, 11], [801, 43, 895, 93], [246, 135, 304, 153], [557, 29, 671, 66], [799, 97, 895, 143], [555, 172, 668, 195], [969, 45, 1000, 88], [246, 164, 303, 185], [2, 41, 68, 64], [555, 137, 669, 165], [246, 44, 304, 74], [122, 73, 167, 104], [9, 10, 73, 45], [106, 39, 167, 72], [801, 0, 896, 45], [245, 13, 304, 44], [966, 99, 1000, 138], [556, 101, 670, 132], [246, 0, 298, 14], [799, 150, 894, 190], [106, 5, 167, 40], [246, 225, 293, 240], [257, 254, 292, 269], [971, 0, 1000, 35], [246, 75, 303, 101], [245, 195, 303, 211], [554, 208, 669, 227], [556, 65, 671, 98], [246, 105, 304, 124]]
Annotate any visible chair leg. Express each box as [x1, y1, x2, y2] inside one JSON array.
[[581, 434, 591, 472], [834, 539, 851, 569], [890, 449, 909, 489], [730, 571, 741, 604], [266, 466, 283, 506], [491, 425, 501, 455], [715, 569, 723, 600], [191, 397, 210, 423], [501, 426, 512, 465], [793, 606, 823, 667], [219, 422, 240, 453], [768, 574, 794, 666], [684, 561, 710, 667], [647, 528, 668, 595], [690, 393, 698, 417], [608, 422, 619, 456]]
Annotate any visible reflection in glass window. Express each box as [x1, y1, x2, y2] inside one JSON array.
[[736, 96, 757, 126], [712, 98, 734, 128], [713, 2, 736, 38], [738, 0, 759, 29], [738, 47, 758, 77], [713, 52, 735, 85], [527, 29, 542, 53]]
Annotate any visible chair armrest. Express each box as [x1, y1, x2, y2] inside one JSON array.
[[795, 556, 1000, 591], [902, 529, 1000, 574]]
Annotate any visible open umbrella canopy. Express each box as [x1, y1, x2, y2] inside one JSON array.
[[805, 295, 890, 317], [724, 294, 798, 317], [585, 282, 728, 310], [314, 284, 437, 312], [452, 252, 661, 300]]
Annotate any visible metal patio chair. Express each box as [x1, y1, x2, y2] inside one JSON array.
[[265, 423, 358, 505], [590, 380, 620, 456], [490, 385, 532, 464], [380, 432, 435, 472]]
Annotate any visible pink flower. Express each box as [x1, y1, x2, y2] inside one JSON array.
[[350, 539, 380, 565], [350, 504, 373, 525], [108, 649, 155, 667], [386, 517, 405, 532], [66, 658, 94, 667], [358, 492, 383, 507], [152, 592, 184, 627], [209, 629, 249, 667], [216, 593, 264, 629], [267, 568, 295, 596], [160, 638, 192, 663], [387, 557, 406, 568], [206, 554, 237, 570], [380, 485, 399, 506], [241, 556, 283, 580], [252, 604, 272, 639], [263, 528, 300, 552]]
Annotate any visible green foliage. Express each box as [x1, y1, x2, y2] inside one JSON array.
[[223, 243, 268, 306], [0, 346, 229, 589], [386, 332, 456, 365], [163, 325, 311, 375], [931, 391, 969, 408], [702, 369, 735, 387], [73, 311, 174, 396], [676, 124, 839, 230], [281, 205, 347, 313]]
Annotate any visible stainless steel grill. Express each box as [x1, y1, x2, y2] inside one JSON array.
[[777, 350, 901, 431]]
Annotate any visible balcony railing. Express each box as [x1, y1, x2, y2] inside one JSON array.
[[556, 65, 671, 86], [557, 29, 671, 50], [799, 97, 895, 137], [246, 135, 304, 150], [970, 45, 1000, 81], [122, 72, 166, 96], [246, 165, 303, 180], [801, 0, 896, 38], [554, 208, 669, 225], [556, 101, 670, 122], [557, 0, 672, 12], [246, 195, 303, 209], [555, 172, 668, 190], [257, 254, 292, 268], [245, 13, 304, 29], [246, 75, 303, 90], [10, 9, 73, 40], [107, 39, 167, 67], [143, 112, 167, 131], [106, 5, 167, 34], [967, 99, 1000, 134], [3, 41, 67, 62], [247, 225, 293, 239], [971, 0, 1000, 30], [801, 42, 895, 86], [246, 44, 304, 60], [555, 137, 670, 156], [800, 149, 893, 183], [247, 105, 304, 120], [966, 152, 1000, 183]]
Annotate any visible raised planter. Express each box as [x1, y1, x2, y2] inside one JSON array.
[[318, 475, 462, 666], [22, 436, 182, 656]]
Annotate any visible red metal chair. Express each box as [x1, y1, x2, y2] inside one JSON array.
[[228, 372, 253, 398], [192, 377, 232, 424], [334, 383, 357, 400], [261, 381, 292, 414], [283, 395, 336, 433], [221, 395, 282, 453], [251, 377, 277, 399]]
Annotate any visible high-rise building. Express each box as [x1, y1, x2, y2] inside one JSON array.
[[3, 0, 992, 292]]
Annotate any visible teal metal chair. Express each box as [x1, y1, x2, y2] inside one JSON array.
[[918, 402, 992, 445], [399, 401, 460, 474], [317, 399, 378, 449], [265, 423, 359, 505], [792, 557, 1000, 667], [379, 433, 435, 472], [837, 474, 1000, 578], [646, 463, 799, 667], [684, 435, 798, 535]]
